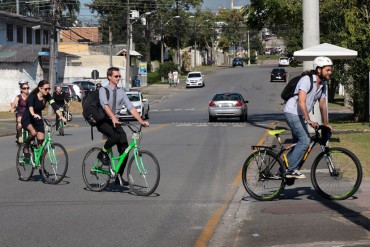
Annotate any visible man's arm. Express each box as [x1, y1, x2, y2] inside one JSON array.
[[298, 90, 318, 128]]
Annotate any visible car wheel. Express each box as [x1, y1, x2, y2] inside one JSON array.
[[239, 114, 245, 122], [145, 108, 149, 119]]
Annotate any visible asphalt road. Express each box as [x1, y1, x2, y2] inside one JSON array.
[[4, 65, 367, 247]]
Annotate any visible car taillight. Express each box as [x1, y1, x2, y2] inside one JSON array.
[[235, 101, 243, 107], [209, 102, 216, 107]]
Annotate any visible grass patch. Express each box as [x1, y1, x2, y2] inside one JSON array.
[[331, 132, 370, 178], [0, 101, 83, 119]]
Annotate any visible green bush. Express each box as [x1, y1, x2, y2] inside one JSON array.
[[147, 72, 161, 84], [157, 61, 179, 78]]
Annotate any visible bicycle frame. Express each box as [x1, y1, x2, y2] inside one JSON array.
[[95, 130, 146, 177], [31, 125, 53, 167]]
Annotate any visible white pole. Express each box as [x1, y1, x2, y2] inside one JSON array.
[[303, 0, 321, 131]]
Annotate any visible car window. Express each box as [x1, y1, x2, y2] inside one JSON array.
[[213, 94, 241, 101], [127, 94, 140, 102], [188, 73, 201, 78]]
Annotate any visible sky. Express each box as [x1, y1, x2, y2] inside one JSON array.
[[78, 0, 251, 25]]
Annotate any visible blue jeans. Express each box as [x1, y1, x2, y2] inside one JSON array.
[[284, 112, 310, 172]]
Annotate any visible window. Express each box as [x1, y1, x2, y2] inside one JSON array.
[[43, 30, 49, 44], [17, 26, 23, 43], [6, 24, 13, 42], [26, 28, 32, 44], [35, 29, 41, 44]]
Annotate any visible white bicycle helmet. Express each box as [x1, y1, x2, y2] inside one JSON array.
[[313, 56, 333, 70], [18, 79, 28, 85]]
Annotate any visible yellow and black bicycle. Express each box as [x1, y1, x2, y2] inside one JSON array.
[[242, 125, 362, 201]]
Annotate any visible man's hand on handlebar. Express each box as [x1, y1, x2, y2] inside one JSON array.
[[140, 121, 150, 127]]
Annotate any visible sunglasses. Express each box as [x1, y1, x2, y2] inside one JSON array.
[[113, 75, 121, 78], [22, 87, 30, 89], [43, 88, 51, 91]]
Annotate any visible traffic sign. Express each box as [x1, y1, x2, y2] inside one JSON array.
[[91, 70, 99, 80]]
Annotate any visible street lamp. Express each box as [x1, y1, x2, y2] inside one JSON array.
[[161, 15, 180, 64], [125, 8, 152, 90], [189, 16, 209, 69]]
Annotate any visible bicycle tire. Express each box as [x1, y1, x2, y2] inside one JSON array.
[[242, 149, 286, 201], [82, 147, 111, 192], [16, 143, 34, 181], [127, 150, 160, 196], [311, 147, 362, 200], [58, 121, 64, 136], [41, 143, 68, 184]]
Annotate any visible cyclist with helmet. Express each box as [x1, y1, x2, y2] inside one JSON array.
[[283, 56, 333, 179], [9, 80, 30, 145]]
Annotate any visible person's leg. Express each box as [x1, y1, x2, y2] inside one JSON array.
[[23, 124, 37, 156], [96, 121, 120, 165], [115, 126, 129, 185], [16, 115, 22, 144], [284, 112, 310, 172]]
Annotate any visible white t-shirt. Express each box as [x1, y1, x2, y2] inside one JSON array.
[[173, 71, 178, 83], [284, 75, 327, 115]]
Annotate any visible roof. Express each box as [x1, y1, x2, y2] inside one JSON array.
[[116, 49, 142, 57], [293, 43, 357, 61], [0, 10, 50, 28], [0, 45, 49, 63]]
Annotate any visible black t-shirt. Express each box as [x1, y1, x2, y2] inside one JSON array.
[[23, 92, 58, 118], [53, 91, 69, 106]]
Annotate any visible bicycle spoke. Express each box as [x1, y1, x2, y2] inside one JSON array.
[[242, 150, 285, 201], [82, 148, 111, 192], [311, 147, 362, 200], [127, 150, 160, 196], [41, 143, 68, 184]]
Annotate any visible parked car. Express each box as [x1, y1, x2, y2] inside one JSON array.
[[232, 57, 244, 67], [72, 81, 96, 94], [208, 92, 248, 122], [270, 68, 287, 82], [59, 83, 85, 102], [118, 90, 150, 120], [186, 71, 205, 88], [278, 57, 290, 67]]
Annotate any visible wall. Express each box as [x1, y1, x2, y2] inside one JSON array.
[[0, 62, 44, 111]]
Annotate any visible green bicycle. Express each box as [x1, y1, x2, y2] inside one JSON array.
[[82, 123, 160, 196], [16, 118, 69, 184]]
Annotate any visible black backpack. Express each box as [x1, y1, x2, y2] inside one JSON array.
[[281, 73, 314, 102], [82, 88, 109, 127]]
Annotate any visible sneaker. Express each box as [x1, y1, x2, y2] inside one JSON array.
[[97, 151, 110, 166], [285, 170, 306, 179], [115, 175, 129, 186]]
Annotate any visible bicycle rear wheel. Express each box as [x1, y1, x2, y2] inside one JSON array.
[[41, 143, 68, 184], [127, 150, 160, 196], [16, 143, 34, 181], [311, 147, 362, 200], [82, 147, 111, 192], [242, 149, 285, 201]]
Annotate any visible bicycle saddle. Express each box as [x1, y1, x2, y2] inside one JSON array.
[[268, 129, 285, 136]]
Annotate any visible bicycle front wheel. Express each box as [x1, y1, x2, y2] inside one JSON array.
[[127, 150, 160, 196], [311, 147, 362, 200], [16, 143, 34, 181], [58, 121, 64, 136], [41, 143, 68, 184], [242, 149, 285, 201], [82, 147, 111, 192]]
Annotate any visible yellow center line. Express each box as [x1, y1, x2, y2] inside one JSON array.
[[194, 121, 278, 247]]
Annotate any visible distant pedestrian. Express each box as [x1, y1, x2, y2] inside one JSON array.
[[168, 71, 173, 87], [173, 70, 179, 88]]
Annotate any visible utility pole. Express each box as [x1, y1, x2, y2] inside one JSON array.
[[176, 0, 181, 71], [109, 26, 112, 67], [125, 0, 131, 91], [48, 0, 57, 114], [247, 30, 250, 66]]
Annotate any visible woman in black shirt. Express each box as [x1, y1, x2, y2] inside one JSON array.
[[21, 80, 67, 157]]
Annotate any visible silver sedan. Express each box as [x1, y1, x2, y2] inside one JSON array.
[[208, 92, 248, 122]]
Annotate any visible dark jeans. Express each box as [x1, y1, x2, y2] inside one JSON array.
[[97, 120, 128, 176]]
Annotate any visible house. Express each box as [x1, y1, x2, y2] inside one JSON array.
[[0, 10, 50, 111]]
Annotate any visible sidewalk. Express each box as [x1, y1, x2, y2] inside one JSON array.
[[210, 108, 370, 247]]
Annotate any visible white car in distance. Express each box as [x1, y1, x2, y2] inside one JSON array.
[[118, 91, 150, 120], [186, 71, 205, 88]]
